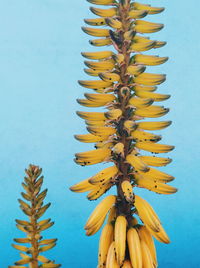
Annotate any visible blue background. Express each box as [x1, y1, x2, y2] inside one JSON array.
[[0, 0, 199, 267]]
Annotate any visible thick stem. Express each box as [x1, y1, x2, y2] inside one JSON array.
[[29, 169, 39, 267], [115, 0, 134, 223]]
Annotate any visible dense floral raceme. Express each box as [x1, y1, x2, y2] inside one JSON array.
[[70, 0, 177, 267], [10, 165, 60, 268]]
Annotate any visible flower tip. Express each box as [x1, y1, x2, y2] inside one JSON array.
[[74, 135, 78, 140], [170, 145, 175, 151], [77, 80, 83, 86], [69, 186, 74, 192]]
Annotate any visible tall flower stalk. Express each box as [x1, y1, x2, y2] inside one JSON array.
[[10, 165, 60, 268], [71, 0, 176, 267]]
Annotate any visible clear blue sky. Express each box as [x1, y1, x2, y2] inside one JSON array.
[[0, 0, 199, 267]]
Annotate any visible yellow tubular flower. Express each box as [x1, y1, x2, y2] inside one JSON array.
[[137, 225, 158, 267], [89, 38, 112, 46], [84, 17, 106, 26], [70, 0, 176, 267], [134, 20, 164, 34], [98, 223, 114, 268], [81, 50, 114, 60], [106, 18, 123, 29]]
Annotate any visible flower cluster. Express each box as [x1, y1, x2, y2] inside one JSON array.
[[10, 165, 60, 268], [71, 0, 176, 267]]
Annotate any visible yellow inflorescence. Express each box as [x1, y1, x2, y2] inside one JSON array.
[[70, 0, 176, 267], [10, 165, 60, 268]]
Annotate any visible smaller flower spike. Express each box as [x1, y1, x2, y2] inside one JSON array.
[[9, 164, 60, 268]]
